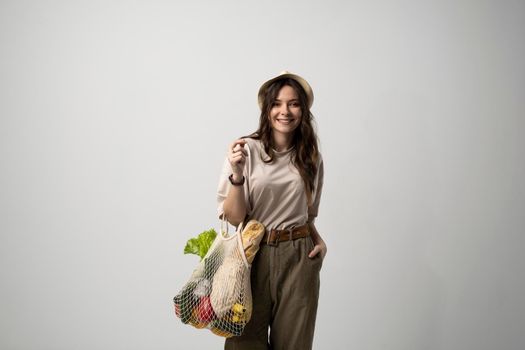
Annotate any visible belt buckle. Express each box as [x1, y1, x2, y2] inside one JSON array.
[[267, 229, 280, 246]]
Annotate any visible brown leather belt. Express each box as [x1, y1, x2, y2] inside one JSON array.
[[261, 224, 310, 246]]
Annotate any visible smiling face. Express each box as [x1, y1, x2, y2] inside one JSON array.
[[269, 85, 303, 142]]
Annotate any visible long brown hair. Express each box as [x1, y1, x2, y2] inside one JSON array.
[[245, 77, 320, 204]]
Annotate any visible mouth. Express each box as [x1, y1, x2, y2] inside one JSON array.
[[276, 118, 294, 125]]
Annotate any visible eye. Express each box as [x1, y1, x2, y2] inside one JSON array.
[[290, 102, 300, 107]]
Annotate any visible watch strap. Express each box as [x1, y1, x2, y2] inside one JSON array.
[[229, 174, 245, 186]]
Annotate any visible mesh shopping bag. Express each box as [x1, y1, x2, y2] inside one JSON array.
[[173, 219, 265, 337]]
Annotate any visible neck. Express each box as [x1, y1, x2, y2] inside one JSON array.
[[272, 132, 293, 152]]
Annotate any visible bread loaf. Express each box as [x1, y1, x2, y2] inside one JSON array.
[[240, 220, 265, 264]]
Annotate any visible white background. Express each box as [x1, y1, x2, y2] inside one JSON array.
[[1, 0, 524, 349]]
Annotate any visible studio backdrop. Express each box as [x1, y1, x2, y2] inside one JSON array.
[[1, 0, 524, 349]]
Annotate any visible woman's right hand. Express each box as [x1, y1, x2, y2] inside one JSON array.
[[228, 139, 247, 178]]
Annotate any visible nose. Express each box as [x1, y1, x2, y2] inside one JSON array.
[[279, 104, 290, 115]]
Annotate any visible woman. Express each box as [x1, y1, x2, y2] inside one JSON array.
[[217, 71, 326, 350]]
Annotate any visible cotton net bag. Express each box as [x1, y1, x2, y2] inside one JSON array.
[[173, 219, 265, 337]]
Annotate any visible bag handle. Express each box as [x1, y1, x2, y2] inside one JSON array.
[[219, 215, 251, 269], [218, 215, 244, 241]]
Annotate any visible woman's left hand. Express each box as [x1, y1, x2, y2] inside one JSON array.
[[308, 239, 327, 260]]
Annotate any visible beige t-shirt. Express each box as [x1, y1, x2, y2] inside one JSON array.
[[217, 137, 324, 230]]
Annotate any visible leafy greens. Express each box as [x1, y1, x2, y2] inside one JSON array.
[[183, 229, 217, 260]]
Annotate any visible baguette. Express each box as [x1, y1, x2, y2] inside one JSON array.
[[240, 220, 265, 264]]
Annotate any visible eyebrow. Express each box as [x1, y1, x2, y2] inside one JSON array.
[[274, 98, 299, 102]]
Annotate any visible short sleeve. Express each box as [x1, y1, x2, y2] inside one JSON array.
[[216, 155, 252, 221], [307, 154, 324, 224]]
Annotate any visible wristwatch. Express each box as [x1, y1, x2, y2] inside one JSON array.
[[229, 174, 245, 186]]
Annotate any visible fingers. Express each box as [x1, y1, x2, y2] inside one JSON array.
[[230, 153, 246, 165], [308, 246, 320, 258], [229, 150, 247, 162], [228, 139, 248, 169], [230, 139, 247, 149], [229, 139, 247, 156], [229, 140, 247, 158], [232, 145, 248, 156], [308, 244, 326, 259]]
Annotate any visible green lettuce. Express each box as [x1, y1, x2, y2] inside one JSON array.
[[183, 228, 217, 260]]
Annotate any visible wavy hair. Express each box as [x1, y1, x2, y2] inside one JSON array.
[[245, 77, 320, 204]]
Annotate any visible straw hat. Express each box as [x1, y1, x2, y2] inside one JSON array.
[[257, 71, 314, 110]]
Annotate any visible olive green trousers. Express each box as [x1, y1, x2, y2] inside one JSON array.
[[225, 236, 323, 350]]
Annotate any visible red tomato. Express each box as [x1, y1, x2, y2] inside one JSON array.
[[197, 296, 216, 323], [174, 303, 181, 318]]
